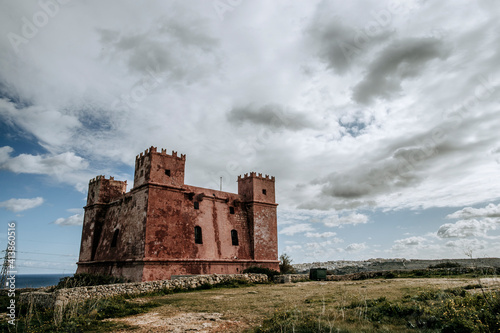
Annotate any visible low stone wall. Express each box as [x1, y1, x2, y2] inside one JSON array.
[[274, 274, 309, 283], [20, 273, 267, 309]]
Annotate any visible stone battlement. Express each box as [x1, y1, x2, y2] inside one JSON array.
[[136, 146, 186, 161], [238, 172, 275, 182], [89, 175, 127, 185]]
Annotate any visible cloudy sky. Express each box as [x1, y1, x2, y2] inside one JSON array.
[[1, 0, 500, 274]]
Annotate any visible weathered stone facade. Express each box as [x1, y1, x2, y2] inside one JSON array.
[[76, 147, 279, 281]]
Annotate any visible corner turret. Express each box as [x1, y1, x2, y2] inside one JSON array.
[[133, 146, 186, 189], [87, 175, 127, 206], [237, 172, 276, 204]]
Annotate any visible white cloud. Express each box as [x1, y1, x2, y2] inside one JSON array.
[[53, 214, 84, 226], [391, 236, 426, 251], [0, 146, 12, 164], [396, 236, 426, 246], [0, 146, 88, 175], [445, 239, 488, 253], [283, 245, 303, 253], [305, 231, 337, 238], [324, 213, 369, 228], [446, 203, 500, 220], [0, 99, 81, 148], [437, 219, 498, 239], [0, 146, 91, 191], [0, 197, 44, 212], [1, 0, 500, 264], [0, 1, 499, 214], [279, 223, 315, 236], [345, 243, 367, 252]]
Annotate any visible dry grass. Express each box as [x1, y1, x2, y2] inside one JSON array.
[[109, 277, 500, 332]]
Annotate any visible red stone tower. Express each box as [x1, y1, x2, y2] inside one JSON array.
[[77, 147, 279, 281], [237, 173, 278, 261]]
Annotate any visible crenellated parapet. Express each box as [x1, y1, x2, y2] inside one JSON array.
[[133, 146, 186, 189], [136, 146, 186, 161], [238, 172, 275, 182], [89, 175, 126, 185], [87, 175, 127, 206]]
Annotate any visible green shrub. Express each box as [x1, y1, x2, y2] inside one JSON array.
[[53, 273, 130, 290], [197, 279, 251, 290], [428, 262, 462, 269], [243, 266, 281, 281], [366, 289, 500, 332], [279, 253, 296, 274]]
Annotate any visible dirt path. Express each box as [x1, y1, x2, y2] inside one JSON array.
[[111, 312, 242, 332]]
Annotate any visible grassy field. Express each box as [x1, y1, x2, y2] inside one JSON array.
[[110, 277, 499, 332], [2, 276, 499, 332]]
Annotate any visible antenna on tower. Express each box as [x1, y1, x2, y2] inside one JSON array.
[[220, 177, 222, 191]]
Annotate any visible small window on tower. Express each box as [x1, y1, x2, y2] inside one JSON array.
[[194, 226, 203, 244], [194, 201, 199, 209], [262, 189, 267, 195], [231, 229, 239, 246], [111, 229, 119, 248], [165, 169, 171, 176], [140, 170, 144, 177], [229, 206, 235, 214]]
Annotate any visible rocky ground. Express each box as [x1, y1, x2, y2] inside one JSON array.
[[110, 311, 240, 333]]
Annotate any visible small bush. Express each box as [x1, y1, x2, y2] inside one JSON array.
[[243, 266, 280, 281], [279, 253, 296, 274], [366, 289, 500, 332], [199, 279, 252, 290], [428, 262, 462, 269], [53, 273, 130, 290]]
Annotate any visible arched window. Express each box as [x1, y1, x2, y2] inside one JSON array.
[[231, 229, 239, 246], [194, 226, 203, 244], [111, 229, 119, 248]]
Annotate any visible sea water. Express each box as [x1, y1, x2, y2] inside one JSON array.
[[13, 274, 73, 289]]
